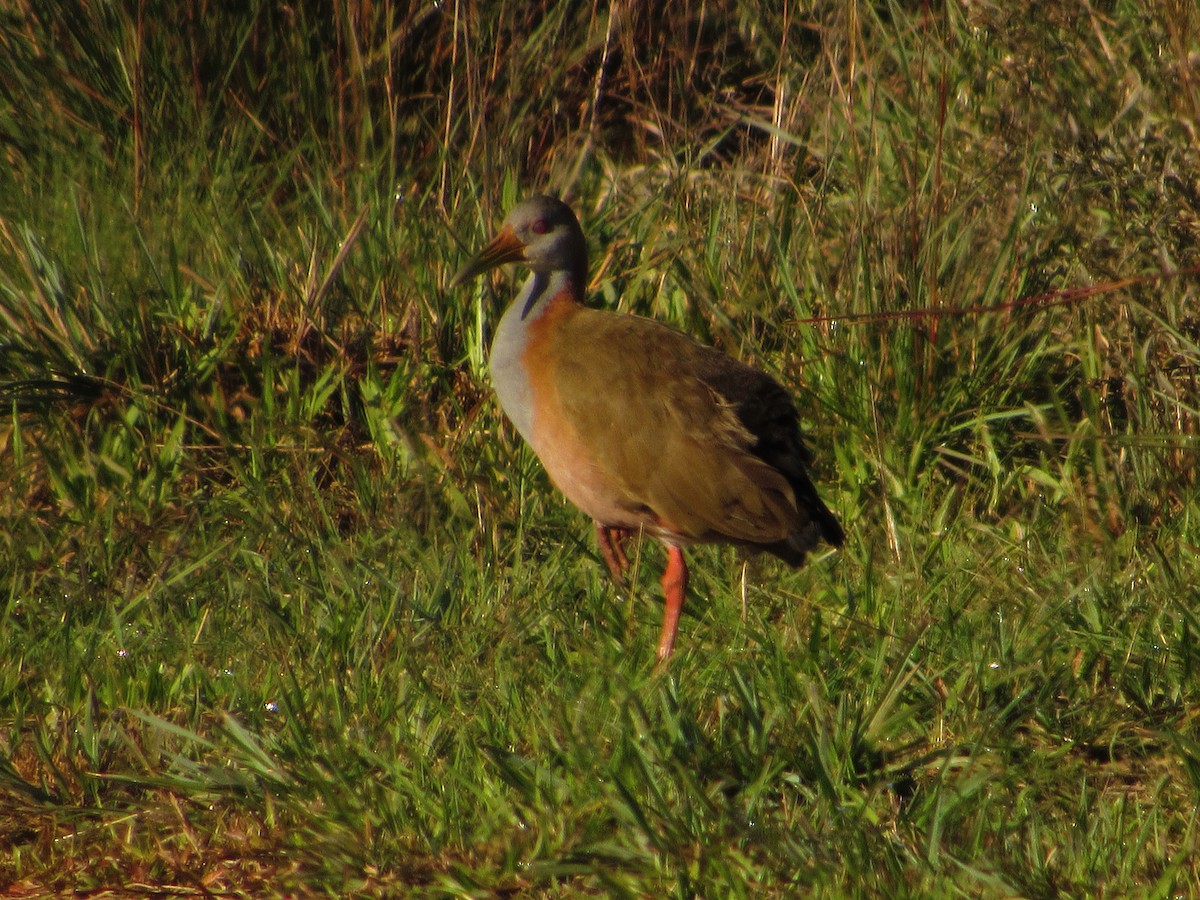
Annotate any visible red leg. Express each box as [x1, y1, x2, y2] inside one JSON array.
[[596, 523, 631, 582], [611, 528, 630, 571], [657, 545, 688, 661]]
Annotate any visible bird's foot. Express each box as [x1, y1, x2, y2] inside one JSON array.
[[596, 524, 632, 583], [655, 545, 688, 662]]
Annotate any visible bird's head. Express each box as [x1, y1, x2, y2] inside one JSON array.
[[451, 195, 588, 287]]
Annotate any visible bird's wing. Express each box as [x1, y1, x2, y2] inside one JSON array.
[[548, 308, 800, 545]]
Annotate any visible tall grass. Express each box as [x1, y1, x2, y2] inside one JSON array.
[[2, 0, 1198, 894]]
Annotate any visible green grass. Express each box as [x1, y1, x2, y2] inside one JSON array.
[[2, 0, 1199, 894]]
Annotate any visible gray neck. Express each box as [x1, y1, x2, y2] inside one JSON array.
[[488, 269, 577, 444], [516, 271, 550, 320]]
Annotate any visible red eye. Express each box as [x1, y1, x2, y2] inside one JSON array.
[[531, 218, 548, 235]]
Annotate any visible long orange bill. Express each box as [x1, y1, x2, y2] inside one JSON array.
[[450, 225, 526, 287]]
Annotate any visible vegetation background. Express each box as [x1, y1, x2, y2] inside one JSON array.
[[2, 0, 1198, 894]]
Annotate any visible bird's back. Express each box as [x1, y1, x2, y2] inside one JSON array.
[[528, 305, 841, 561], [688, 344, 845, 562]]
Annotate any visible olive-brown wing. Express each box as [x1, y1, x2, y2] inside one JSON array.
[[548, 308, 801, 545]]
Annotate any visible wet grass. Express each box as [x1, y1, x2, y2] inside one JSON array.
[[2, 0, 1199, 894]]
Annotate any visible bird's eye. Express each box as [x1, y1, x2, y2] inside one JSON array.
[[531, 218, 549, 235]]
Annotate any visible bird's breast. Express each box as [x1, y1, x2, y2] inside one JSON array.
[[492, 292, 652, 529], [489, 272, 561, 444]]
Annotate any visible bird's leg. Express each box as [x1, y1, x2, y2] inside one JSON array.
[[596, 523, 631, 583], [656, 545, 688, 662]]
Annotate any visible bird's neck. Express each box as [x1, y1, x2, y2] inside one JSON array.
[[514, 268, 584, 321], [489, 267, 583, 446]]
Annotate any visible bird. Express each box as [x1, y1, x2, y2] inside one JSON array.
[[451, 195, 843, 661]]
